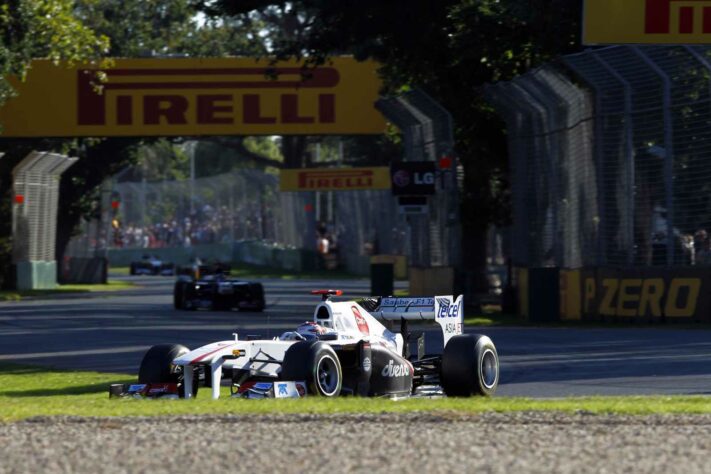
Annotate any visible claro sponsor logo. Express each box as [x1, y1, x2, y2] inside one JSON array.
[[584, 277, 702, 317], [381, 360, 410, 378], [298, 169, 374, 190], [645, 0, 711, 34], [77, 67, 339, 126], [351, 306, 370, 335]]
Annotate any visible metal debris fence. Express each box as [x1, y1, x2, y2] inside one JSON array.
[[11, 151, 77, 289], [67, 168, 410, 275], [485, 45, 711, 269], [376, 88, 461, 268]]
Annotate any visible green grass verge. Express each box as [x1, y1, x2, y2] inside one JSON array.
[[0, 280, 136, 302], [1, 364, 709, 422]]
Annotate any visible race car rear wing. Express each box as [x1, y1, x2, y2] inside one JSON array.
[[369, 295, 464, 346]]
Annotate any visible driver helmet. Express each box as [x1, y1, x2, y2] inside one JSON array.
[[297, 321, 337, 341]]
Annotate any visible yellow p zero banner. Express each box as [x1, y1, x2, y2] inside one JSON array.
[[280, 167, 391, 192], [0, 57, 386, 137], [584, 0, 711, 44]]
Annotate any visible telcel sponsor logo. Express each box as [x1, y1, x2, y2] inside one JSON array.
[[381, 360, 410, 378], [436, 297, 459, 319], [585, 277, 702, 317]]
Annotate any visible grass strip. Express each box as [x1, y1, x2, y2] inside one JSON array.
[[0, 364, 709, 422], [0, 280, 136, 302]]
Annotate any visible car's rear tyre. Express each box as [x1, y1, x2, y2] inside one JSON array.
[[138, 344, 198, 398], [173, 281, 186, 309], [440, 334, 499, 397], [251, 283, 265, 312], [129, 263, 136, 276], [280, 341, 342, 397]]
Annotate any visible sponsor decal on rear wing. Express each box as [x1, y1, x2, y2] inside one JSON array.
[[372, 295, 464, 346]]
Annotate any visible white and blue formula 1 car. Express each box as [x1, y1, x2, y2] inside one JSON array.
[[117, 290, 499, 399]]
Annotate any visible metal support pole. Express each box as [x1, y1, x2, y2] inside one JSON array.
[[631, 46, 675, 266], [563, 57, 607, 266], [589, 51, 636, 266], [516, 75, 564, 266]]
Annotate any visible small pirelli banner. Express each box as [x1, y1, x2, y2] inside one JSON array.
[[279, 166, 391, 192]]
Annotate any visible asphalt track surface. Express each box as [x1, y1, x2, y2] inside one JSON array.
[[1, 275, 711, 397]]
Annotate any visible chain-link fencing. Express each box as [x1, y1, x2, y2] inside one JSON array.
[[485, 45, 711, 269], [376, 88, 461, 268], [67, 167, 410, 275], [11, 151, 77, 289]]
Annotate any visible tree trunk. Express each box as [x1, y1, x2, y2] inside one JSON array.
[[281, 136, 307, 169], [55, 138, 140, 281]]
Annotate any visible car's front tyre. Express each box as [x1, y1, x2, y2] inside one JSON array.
[[138, 344, 198, 398], [280, 341, 342, 397]]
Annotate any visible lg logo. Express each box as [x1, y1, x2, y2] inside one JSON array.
[[393, 170, 434, 187]]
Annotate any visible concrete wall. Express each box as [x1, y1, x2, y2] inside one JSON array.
[[16, 261, 57, 290]]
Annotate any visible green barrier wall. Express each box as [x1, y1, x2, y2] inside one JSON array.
[[16, 261, 57, 290], [107, 241, 323, 274]]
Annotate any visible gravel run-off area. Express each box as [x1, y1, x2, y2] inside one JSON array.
[[1, 412, 710, 474]]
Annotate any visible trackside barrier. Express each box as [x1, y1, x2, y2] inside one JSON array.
[[409, 266, 454, 296], [370, 255, 408, 280], [107, 241, 323, 274], [12, 151, 77, 290], [519, 267, 711, 323], [515, 268, 560, 322], [564, 267, 711, 323], [61, 257, 108, 284]]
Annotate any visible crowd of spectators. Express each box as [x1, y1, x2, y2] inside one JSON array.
[[652, 228, 711, 266], [687, 229, 711, 265], [112, 204, 273, 248]]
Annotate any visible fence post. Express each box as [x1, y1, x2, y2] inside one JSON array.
[[631, 46, 675, 266], [589, 51, 636, 266]]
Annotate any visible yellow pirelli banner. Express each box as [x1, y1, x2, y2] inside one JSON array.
[[0, 57, 386, 137], [584, 0, 711, 44], [280, 167, 391, 192]]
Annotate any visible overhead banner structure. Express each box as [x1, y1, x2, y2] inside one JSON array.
[[0, 57, 387, 137], [279, 167, 391, 192], [584, 0, 711, 44]]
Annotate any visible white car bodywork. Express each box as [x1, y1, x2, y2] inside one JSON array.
[[172, 294, 465, 399]]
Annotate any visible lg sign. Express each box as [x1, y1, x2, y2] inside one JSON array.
[[390, 162, 436, 196]]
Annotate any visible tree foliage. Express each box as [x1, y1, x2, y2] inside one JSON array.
[[199, 0, 583, 286], [0, 0, 278, 288], [0, 0, 108, 109]]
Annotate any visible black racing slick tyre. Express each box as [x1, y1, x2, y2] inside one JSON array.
[[251, 283, 265, 312], [173, 281, 185, 309], [440, 334, 499, 397], [129, 263, 137, 276], [280, 341, 342, 397], [138, 344, 198, 398]]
